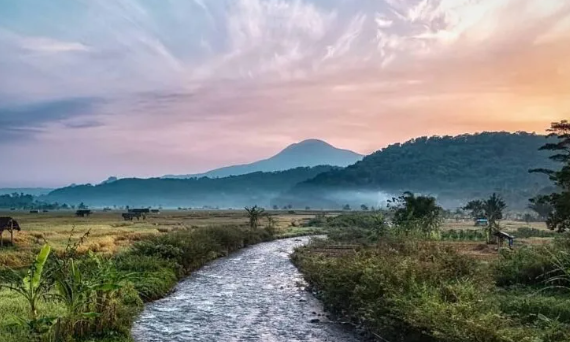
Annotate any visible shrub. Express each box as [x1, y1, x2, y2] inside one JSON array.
[[293, 237, 570, 342]]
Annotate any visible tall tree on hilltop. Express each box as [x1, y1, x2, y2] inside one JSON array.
[[530, 120, 570, 232]]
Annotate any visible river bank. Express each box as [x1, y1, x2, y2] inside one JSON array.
[[0, 225, 323, 342], [291, 236, 570, 342], [132, 236, 360, 342]]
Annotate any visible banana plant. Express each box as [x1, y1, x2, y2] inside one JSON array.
[[1, 244, 51, 319], [0, 244, 58, 339]]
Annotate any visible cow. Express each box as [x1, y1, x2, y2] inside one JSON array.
[[75, 210, 92, 217], [122, 212, 144, 221], [0, 217, 21, 247], [122, 213, 135, 221]]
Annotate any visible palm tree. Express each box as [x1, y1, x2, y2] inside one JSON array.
[[245, 205, 266, 229], [483, 193, 507, 243]]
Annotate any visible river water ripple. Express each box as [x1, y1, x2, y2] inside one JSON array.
[[132, 237, 360, 342]]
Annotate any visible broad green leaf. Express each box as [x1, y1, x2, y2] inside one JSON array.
[[29, 244, 51, 290]]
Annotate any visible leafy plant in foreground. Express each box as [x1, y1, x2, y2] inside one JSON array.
[[0, 244, 57, 340]]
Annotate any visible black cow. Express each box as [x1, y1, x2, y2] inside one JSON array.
[[75, 210, 92, 217], [122, 212, 144, 221], [0, 217, 21, 247]]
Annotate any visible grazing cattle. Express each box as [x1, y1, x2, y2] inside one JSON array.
[[0, 217, 21, 247], [75, 209, 92, 217], [122, 212, 144, 221]]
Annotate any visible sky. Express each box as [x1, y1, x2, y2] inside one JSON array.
[[1, 0, 569, 187]]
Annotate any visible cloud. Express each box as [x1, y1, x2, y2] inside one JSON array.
[[0, 0, 569, 186], [0, 97, 102, 141]]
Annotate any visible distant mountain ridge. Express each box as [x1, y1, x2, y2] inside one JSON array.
[[163, 139, 363, 179], [46, 166, 338, 208], [274, 132, 557, 209]]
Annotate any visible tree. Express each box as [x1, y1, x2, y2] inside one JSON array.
[[360, 204, 369, 211], [528, 201, 553, 221], [530, 120, 570, 232], [78, 202, 87, 210], [343, 204, 351, 211], [484, 193, 506, 229], [465, 193, 506, 243], [244, 205, 266, 230], [463, 200, 485, 220], [389, 192, 443, 236], [523, 213, 534, 224]]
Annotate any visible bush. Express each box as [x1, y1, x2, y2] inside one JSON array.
[[0, 224, 278, 342], [497, 290, 570, 324], [495, 246, 554, 287], [512, 227, 556, 239], [293, 237, 570, 342]]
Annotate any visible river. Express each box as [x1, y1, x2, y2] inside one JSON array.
[[132, 236, 360, 342]]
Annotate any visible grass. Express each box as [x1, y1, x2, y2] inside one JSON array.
[[0, 210, 318, 267], [0, 209, 325, 342], [0, 210, 560, 341], [291, 212, 570, 342], [0, 289, 67, 342]]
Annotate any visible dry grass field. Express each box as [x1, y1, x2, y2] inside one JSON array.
[[0, 209, 552, 267], [0, 210, 320, 268]]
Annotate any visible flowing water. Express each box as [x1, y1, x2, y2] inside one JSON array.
[[132, 237, 360, 342]]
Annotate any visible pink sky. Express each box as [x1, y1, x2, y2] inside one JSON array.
[[0, 0, 569, 187]]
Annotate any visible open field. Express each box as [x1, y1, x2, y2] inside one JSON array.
[[0, 210, 324, 268], [0, 209, 561, 342], [0, 209, 552, 267]]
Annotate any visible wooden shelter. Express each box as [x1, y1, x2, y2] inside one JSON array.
[[0, 217, 21, 247], [493, 230, 514, 248]]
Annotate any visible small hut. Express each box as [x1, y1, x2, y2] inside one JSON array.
[[0, 217, 21, 247], [493, 230, 514, 248]]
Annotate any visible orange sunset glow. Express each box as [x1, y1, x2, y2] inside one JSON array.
[[1, 0, 569, 186]]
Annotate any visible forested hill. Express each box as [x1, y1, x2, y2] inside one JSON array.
[[276, 132, 557, 208], [46, 166, 337, 208]]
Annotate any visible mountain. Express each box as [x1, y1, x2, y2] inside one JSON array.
[[46, 166, 338, 208], [163, 139, 363, 179], [274, 132, 557, 209]]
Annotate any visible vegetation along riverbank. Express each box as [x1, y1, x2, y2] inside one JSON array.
[[0, 208, 321, 342]]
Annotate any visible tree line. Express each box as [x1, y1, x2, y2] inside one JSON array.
[[0, 193, 70, 210]]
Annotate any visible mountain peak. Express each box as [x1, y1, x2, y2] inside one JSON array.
[[164, 139, 363, 179], [282, 139, 332, 150]]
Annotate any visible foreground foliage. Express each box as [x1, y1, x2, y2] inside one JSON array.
[[531, 120, 570, 233], [292, 214, 570, 342], [0, 225, 277, 341]]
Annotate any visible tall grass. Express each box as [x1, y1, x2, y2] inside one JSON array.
[[0, 225, 278, 341], [292, 220, 570, 342]]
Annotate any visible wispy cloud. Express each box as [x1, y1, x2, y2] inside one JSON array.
[[0, 0, 568, 186]]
